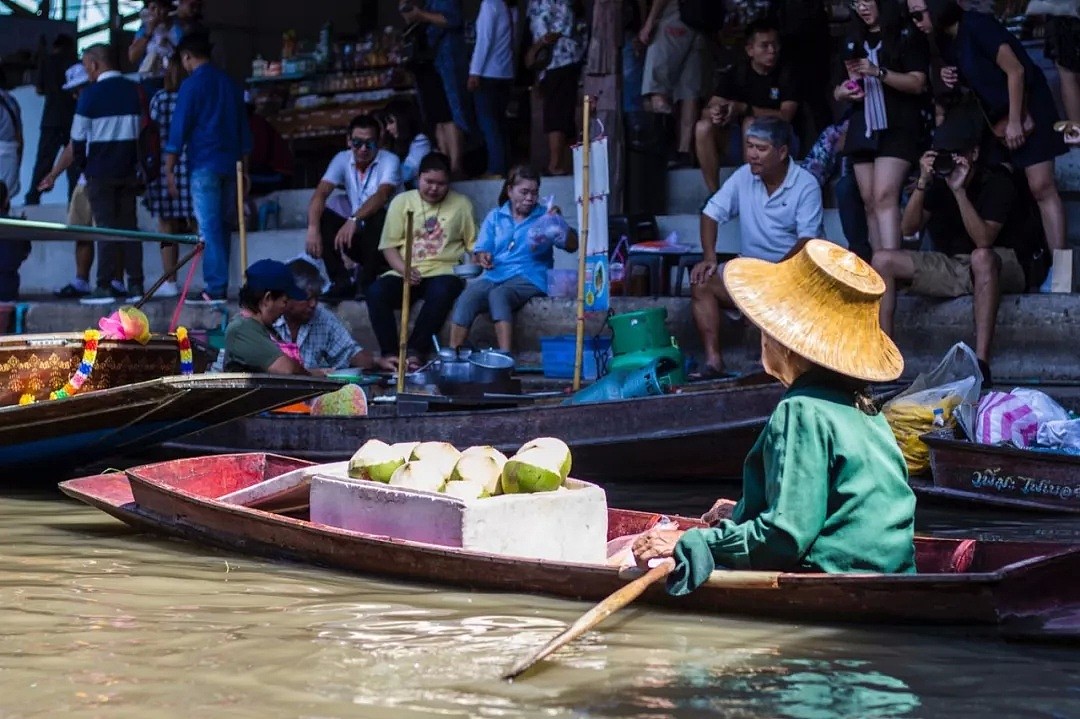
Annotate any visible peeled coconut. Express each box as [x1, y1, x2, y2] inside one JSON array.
[[348, 439, 404, 482], [517, 437, 572, 480], [442, 479, 488, 501], [460, 445, 508, 468], [410, 441, 461, 480], [388, 460, 447, 493], [450, 454, 504, 496], [501, 447, 565, 494], [388, 441, 420, 462]]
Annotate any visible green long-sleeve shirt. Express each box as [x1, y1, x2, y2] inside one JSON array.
[[668, 373, 917, 595]]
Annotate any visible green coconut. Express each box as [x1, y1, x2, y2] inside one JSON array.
[[388, 460, 447, 493], [410, 441, 461, 480], [517, 437, 572, 480], [460, 445, 508, 468], [449, 454, 503, 496], [388, 441, 421, 461], [441, 479, 489, 501], [501, 447, 565, 494], [348, 439, 404, 482]]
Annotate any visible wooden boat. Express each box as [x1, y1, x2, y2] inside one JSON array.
[[161, 376, 787, 482], [0, 332, 211, 405], [0, 374, 337, 481], [60, 453, 1080, 643], [918, 427, 1080, 514]]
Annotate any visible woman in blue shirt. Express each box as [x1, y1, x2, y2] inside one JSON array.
[[911, 0, 1067, 276], [448, 165, 578, 352]]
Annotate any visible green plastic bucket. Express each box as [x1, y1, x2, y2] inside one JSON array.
[[608, 307, 669, 356]]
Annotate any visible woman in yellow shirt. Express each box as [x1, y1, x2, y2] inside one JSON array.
[[369, 152, 477, 370]]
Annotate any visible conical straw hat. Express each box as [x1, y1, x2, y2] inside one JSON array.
[[723, 239, 904, 383]]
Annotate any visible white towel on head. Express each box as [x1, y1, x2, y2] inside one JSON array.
[[862, 41, 889, 139]]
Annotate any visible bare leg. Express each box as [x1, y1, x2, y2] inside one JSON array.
[[969, 248, 1001, 363], [442, 122, 465, 177], [871, 156, 911, 252], [871, 249, 917, 336], [547, 131, 569, 175], [75, 240, 93, 282], [694, 117, 722, 194], [853, 162, 880, 252], [677, 98, 699, 154], [494, 321, 513, 352], [1058, 65, 1080, 122], [449, 323, 469, 348], [1025, 160, 1066, 251], [690, 273, 734, 371]]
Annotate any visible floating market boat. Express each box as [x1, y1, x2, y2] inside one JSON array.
[[0, 375, 337, 481], [161, 375, 786, 482], [917, 427, 1080, 515], [60, 453, 1080, 643]]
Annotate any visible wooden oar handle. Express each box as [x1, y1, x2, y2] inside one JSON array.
[[502, 559, 673, 681]]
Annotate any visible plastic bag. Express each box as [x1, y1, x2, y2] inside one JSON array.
[[882, 343, 982, 475], [1009, 388, 1070, 425], [527, 196, 570, 250], [974, 392, 1038, 447], [1036, 418, 1080, 452]]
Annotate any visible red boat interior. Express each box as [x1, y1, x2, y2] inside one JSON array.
[[123, 453, 1067, 576]]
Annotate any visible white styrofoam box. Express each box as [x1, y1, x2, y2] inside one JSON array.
[[308, 474, 609, 564]]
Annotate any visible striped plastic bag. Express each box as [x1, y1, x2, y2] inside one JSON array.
[[974, 392, 1039, 447]]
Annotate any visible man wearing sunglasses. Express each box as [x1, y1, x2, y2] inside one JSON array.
[[306, 114, 402, 300]]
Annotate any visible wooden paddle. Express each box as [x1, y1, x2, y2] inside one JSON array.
[[502, 558, 674, 681], [396, 211, 415, 395]]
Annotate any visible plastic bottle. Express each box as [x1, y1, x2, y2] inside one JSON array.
[[251, 55, 267, 78], [932, 407, 945, 428], [609, 235, 628, 295]]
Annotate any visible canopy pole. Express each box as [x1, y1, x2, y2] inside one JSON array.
[[396, 211, 415, 395], [572, 98, 593, 392], [236, 161, 248, 280]]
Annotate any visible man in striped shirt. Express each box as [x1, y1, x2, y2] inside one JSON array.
[[70, 44, 144, 301]]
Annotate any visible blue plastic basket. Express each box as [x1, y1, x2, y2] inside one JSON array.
[[540, 335, 613, 380]]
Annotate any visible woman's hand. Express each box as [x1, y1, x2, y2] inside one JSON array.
[[637, 21, 654, 47], [631, 527, 685, 568], [1004, 119, 1027, 150], [835, 81, 864, 102], [466, 74, 480, 92], [940, 65, 959, 89], [848, 59, 879, 78], [475, 251, 493, 269], [406, 267, 422, 286], [917, 150, 936, 182], [701, 499, 734, 525]]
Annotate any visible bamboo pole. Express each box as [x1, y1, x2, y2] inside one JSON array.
[[396, 211, 415, 395], [572, 99, 593, 392], [236, 161, 248, 279]]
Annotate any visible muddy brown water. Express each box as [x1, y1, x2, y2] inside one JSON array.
[[1, 474, 1079, 718]]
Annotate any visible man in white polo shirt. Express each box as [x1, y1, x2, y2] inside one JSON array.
[[689, 117, 824, 379], [305, 113, 402, 300]]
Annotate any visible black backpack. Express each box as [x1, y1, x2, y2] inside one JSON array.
[[679, 0, 726, 34]]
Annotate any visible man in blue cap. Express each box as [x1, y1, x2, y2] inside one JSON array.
[[223, 259, 313, 375]]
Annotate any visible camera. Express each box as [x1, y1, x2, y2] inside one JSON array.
[[932, 153, 956, 177]]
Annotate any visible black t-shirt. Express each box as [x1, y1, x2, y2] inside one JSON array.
[[924, 167, 1022, 256], [37, 52, 76, 130], [843, 27, 930, 138], [713, 60, 797, 112]]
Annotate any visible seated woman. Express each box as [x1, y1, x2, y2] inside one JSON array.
[[449, 165, 578, 353], [633, 240, 917, 591], [383, 99, 433, 188], [367, 152, 477, 370], [223, 259, 311, 375]]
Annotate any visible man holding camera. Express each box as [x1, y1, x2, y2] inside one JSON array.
[[872, 112, 1033, 386]]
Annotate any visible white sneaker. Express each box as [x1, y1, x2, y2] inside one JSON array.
[[1039, 271, 1055, 294], [156, 281, 180, 298]]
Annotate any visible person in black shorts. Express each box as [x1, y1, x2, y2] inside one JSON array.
[[694, 20, 798, 194], [834, 0, 929, 256]]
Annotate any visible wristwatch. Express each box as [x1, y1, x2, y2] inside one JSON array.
[[878, 66, 889, 81]]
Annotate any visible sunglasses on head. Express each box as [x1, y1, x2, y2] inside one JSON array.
[[909, 9, 927, 20], [350, 137, 378, 150]]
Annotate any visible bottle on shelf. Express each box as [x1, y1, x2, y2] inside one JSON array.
[[251, 54, 268, 79]]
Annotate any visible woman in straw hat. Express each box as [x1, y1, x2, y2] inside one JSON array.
[[633, 240, 917, 591]]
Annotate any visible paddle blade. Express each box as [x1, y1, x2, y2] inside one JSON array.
[[502, 559, 673, 681]]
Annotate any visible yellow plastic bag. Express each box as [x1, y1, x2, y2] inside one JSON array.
[[884, 388, 965, 475]]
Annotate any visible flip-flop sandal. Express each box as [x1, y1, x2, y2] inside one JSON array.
[[688, 365, 738, 382]]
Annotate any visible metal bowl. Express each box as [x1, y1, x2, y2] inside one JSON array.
[[453, 264, 483, 279], [469, 349, 515, 370]]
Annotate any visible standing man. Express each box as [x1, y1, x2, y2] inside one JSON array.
[[689, 117, 824, 379], [26, 34, 77, 206], [0, 72, 22, 205], [304, 114, 401, 300], [70, 45, 144, 301], [166, 32, 252, 304]]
